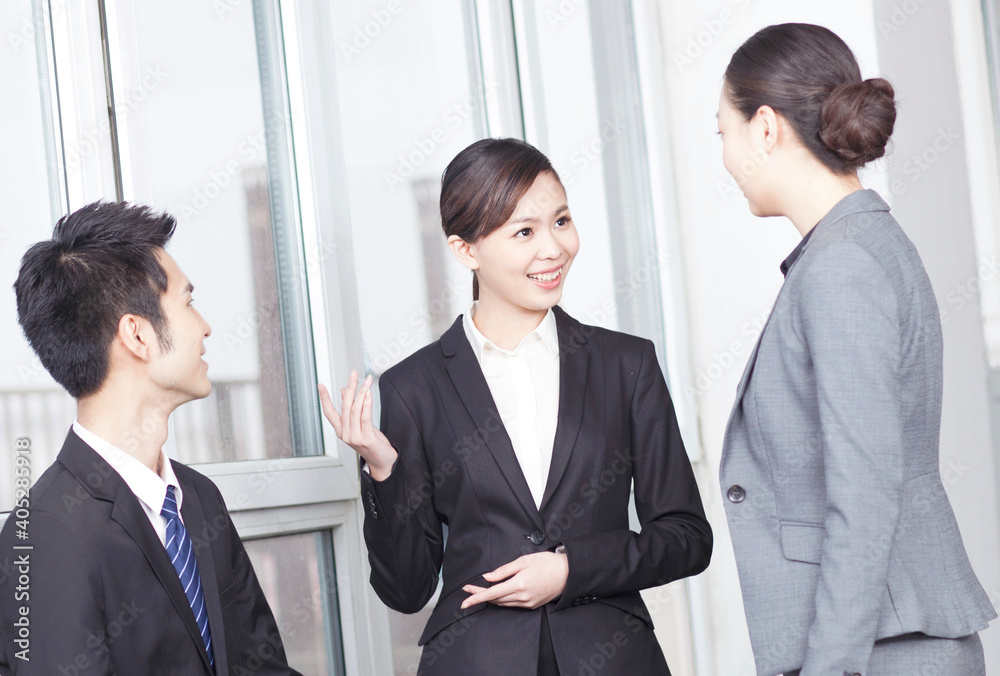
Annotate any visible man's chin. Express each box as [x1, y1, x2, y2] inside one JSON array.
[[184, 379, 212, 402]]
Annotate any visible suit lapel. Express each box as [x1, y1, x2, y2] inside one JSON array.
[[178, 471, 227, 675], [539, 307, 589, 512], [733, 313, 770, 405], [59, 431, 213, 674], [441, 317, 544, 530], [108, 487, 212, 672], [109, 480, 214, 674]]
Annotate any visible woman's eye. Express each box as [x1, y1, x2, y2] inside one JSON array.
[[515, 227, 532, 237], [556, 217, 571, 227]]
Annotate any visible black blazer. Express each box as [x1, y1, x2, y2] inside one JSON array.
[[0, 430, 301, 676], [361, 306, 712, 675]]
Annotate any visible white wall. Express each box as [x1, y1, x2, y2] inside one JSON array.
[[644, 0, 1000, 673]]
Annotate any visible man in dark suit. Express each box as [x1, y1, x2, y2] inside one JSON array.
[[0, 202, 301, 675]]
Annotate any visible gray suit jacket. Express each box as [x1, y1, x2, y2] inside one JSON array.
[[720, 190, 996, 676]]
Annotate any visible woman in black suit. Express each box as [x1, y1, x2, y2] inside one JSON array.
[[320, 138, 711, 675]]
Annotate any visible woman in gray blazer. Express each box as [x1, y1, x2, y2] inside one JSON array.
[[716, 23, 996, 676]]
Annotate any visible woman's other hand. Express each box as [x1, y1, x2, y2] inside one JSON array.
[[460, 551, 569, 610]]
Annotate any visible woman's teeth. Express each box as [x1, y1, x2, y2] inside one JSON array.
[[528, 268, 561, 282]]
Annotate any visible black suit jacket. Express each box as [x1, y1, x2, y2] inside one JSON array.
[[0, 430, 302, 675], [362, 307, 712, 675]]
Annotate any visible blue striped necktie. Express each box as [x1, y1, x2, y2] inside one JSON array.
[[161, 485, 214, 668]]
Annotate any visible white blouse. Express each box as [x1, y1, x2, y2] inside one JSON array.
[[462, 302, 559, 508]]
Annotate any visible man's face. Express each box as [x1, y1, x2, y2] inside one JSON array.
[[147, 250, 212, 404]]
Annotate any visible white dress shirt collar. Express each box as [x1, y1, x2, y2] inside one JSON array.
[[72, 419, 182, 516], [462, 302, 560, 362]]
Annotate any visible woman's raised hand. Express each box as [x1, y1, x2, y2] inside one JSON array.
[[318, 370, 398, 480]]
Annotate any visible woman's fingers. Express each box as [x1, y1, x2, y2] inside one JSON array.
[[460, 553, 567, 610], [361, 376, 375, 437], [317, 384, 342, 436], [483, 555, 528, 581], [461, 578, 522, 609], [350, 373, 372, 442], [339, 370, 359, 441]]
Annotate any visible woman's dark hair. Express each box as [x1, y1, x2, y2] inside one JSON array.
[[14, 201, 176, 398], [724, 23, 896, 174], [440, 138, 560, 300]]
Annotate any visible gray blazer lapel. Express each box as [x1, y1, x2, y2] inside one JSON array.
[[441, 319, 544, 530], [726, 190, 893, 435]]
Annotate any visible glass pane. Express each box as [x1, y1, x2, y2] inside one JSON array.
[[0, 0, 67, 510], [330, 0, 483, 376], [243, 531, 345, 675], [108, 0, 322, 463], [514, 0, 621, 331], [327, 1, 478, 669]]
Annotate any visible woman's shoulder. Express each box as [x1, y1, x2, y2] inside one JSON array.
[[552, 306, 653, 362], [379, 314, 466, 391], [379, 340, 443, 391]]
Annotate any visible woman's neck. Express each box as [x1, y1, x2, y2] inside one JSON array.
[[472, 296, 548, 351], [780, 163, 863, 237]]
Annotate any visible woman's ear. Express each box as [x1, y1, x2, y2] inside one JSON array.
[[755, 105, 781, 153], [447, 235, 480, 271]]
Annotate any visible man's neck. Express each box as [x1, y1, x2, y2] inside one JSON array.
[[76, 389, 174, 474]]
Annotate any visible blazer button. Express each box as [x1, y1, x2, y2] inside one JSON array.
[[527, 530, 545, 546], [727, 485, 746, 503], [366, 491, 379, 519]]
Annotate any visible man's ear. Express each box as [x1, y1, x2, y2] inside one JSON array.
[[447, 235, 479, 271], [117, 313, 153, 361]]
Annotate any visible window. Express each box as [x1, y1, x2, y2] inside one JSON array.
[[2, 1, 704, 672]]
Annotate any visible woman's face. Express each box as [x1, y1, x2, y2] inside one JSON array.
[[467, 171, 579, 315], [717, 88, 773, 216]]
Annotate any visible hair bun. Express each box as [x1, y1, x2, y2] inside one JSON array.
[[819, 78, 896, 169]]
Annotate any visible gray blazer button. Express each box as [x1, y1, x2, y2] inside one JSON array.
[[527, 530, 546, 546], [727, 485, 746, 503]]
